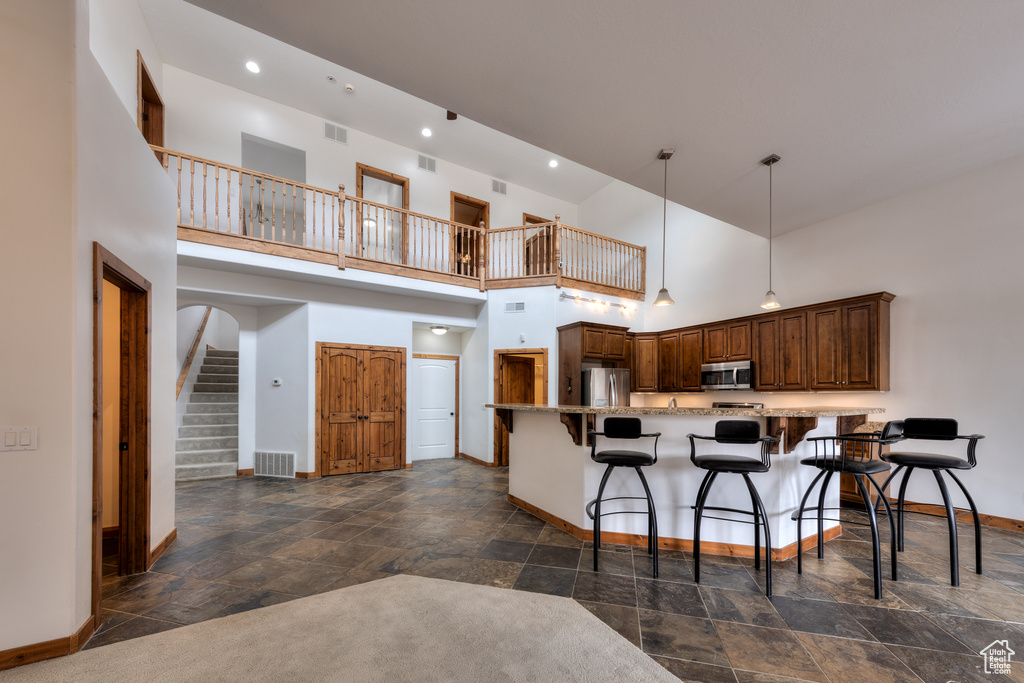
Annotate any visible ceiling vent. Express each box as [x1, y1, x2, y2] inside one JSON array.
[[504, 301, 526, 313], [323, 121, 348, 144], [418, 154, 436, 172], [492, 179, 507, 195]]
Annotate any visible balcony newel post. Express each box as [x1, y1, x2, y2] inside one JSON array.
[[477, 219, 487, 292], [338, 183, 346, 270], [554, 214, 563, 289]]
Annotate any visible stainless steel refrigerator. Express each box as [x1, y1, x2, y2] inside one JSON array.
[[581, 368, 630, 407]]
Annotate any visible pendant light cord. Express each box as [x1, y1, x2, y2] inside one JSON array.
[[662, 156, 668, 289], [768, 160, 773, 291]]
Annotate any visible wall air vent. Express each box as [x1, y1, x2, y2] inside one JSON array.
[[254, 451, 296, 477], [504, 302, 526, 313], [492, 179, 507, 195], [418, 154, 437, 172], [323, 122, 348, 144]]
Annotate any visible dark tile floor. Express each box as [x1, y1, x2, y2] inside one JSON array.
[[93, 459, 1024, 682]]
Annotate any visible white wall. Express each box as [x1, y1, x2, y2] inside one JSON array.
[[206, 307, 240, 351], [88, 0, 163, 119], [255, 304, 311, 469], [176, 305, 208, 367], [162, 67, 578, 231], [583, 156, 1024, 521], [412, 328, 463, 356]]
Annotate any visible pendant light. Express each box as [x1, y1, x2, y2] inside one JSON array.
[[760, 153, 782, 310], [652, 148, 675, 307]]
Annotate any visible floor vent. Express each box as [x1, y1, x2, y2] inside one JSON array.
[[324, 121, 348, 144], [418, 154, 437, 172], [492, 179, 507, 195], [504, 301, 526, 313], [255, 451, 296, 477]]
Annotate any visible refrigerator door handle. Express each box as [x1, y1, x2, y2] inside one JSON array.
[[609, 372, 619, 407]]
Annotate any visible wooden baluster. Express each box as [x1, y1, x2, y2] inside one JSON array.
[[554, 215, 563, 289], [214, 166, 219, 231], [292, 185, 297, 246], [201, 162, 208, 229], [175, 156, 182, 226], [272, 179, 278, 241], [226, 168, 231, 232], [337, 184, 346, 269], [189, 158, 195, 227], [477, 221, 486, 291], [248, 175, 254, 238], [639, 246, 646, 295], [320, 192, 326, 251]]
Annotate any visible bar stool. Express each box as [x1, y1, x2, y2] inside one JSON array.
[[795, 431, 898, 599], [587, 417, 661, 577], [877, 418, 985, 586], [688, 420, 779, 596]]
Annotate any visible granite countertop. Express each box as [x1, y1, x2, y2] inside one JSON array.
[[486, 404, 885, 418]]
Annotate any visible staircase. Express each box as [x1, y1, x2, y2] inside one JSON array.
[[175, 349, 239, 481]]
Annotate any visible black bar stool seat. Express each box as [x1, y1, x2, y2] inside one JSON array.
[[587, 418, 661, 577], [878, 418, 985, 587], [688, 420, 779, 597], [795, 432, 899, 599]]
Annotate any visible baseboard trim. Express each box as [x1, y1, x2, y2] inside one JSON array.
[[889, 499, 1024, 534], [148, 528, 177, 567], [295, 472, 318, 479], [458, 452, 497, 468], [236, 468, 254, 477], [507, 494, 842, 561], [0, 615, 94, 671]]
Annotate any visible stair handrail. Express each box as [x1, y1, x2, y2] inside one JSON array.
[[176, 307, 213, 399]]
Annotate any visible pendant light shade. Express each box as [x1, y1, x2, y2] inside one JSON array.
[[760, 154, 782, 310], [653, 148, 675, 307]]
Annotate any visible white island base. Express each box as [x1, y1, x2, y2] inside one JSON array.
[[496, 406, 885, 559]]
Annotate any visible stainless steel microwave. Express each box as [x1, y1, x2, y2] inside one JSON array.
[[700, 360, 753, 390]]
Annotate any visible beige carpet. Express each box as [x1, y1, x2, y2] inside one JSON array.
[[1, 575, 677, 682]]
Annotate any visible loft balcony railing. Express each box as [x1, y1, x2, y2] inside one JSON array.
[[155, 146, 645, 299]]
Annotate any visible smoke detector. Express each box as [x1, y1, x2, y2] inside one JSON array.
[[344, 83, 355, 93]]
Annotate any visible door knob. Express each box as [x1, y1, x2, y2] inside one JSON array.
[[450, 412, 454, 416]]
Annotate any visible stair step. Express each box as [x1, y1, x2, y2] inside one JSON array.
[[206, 349, 239, 358], [175, 462, 239, 481], [197, 374, 238, 384], [182, 413, 239, 425], [178, 424, 238, 438], [203, 357, 239, 367], [196, 366, 236, 376], [175, 448, 238, 466], [186, 402, 239, 414], [189, 392, 237, 404], [176, 436, 239, 451], [194, 383, 238, 393]]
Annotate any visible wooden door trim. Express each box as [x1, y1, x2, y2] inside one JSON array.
[[493, 348, 548, 466], [316, 342, 407, 477], [450, 191, 490, 230], [136, 51, 164, 148], [412, 353, 460, 456], [92, 243, 152, 635], [522, 212, 551, 225], [355, 163, 411, 209]]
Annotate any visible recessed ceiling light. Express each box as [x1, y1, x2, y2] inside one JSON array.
[[548, 159, 559, 168], [421, 128, 432, 137], [326, 75, 337, 84], [245, 61, 260, 74]]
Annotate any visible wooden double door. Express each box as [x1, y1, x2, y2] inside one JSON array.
[[317, 343, 406, 475]]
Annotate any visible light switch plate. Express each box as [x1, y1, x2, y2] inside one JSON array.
[[1, 426, 37, 452]]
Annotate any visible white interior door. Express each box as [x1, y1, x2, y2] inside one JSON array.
[[410, 357, 456, 462]]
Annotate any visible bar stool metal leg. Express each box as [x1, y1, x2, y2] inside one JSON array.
[[947, 470, 982, 575], [865, 474, 899, 581], [692, 470, 718, 584], [816, 471, 834, 559], [854, 474, 884, 599], [635, 467, 659, 578], [896, 468, 914, 552], [796, 469, 827, 575], [933, 470, 961, 587], [742, 473, 772, 597], [592, 465, 614, 572]]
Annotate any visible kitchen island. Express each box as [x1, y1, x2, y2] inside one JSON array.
[[487, 404, 885, 559]]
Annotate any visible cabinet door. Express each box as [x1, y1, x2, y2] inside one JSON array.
[[658, 333, 681, 392], [703, 325, 728, 363], [808, 306, 842, 389], [632, 335, 659, 392], [842, 301, 878, 390], [582, 328, 606, 358], [365, 350, 404, 472], [754, 317, 779, 390], [321, 347, 365, 475], [726, 321, 752, 360], [679, 329, 704, 391], [777, 311, 807, 390], [604, 330, 627, 359]]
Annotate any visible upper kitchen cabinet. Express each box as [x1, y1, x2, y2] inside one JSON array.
[[580, 323, 628, 360], [631, 333, 659, 392], [558, 322, 630, 405], [659, 328, 703, 392], [703, 321, 752, 363], [754, 311, 807, 391], [807, 293, 893, 391]]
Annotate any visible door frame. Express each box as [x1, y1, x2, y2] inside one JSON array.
[[493, 348, 548, 466], [412, 353, 460, 457], [315, 342, 407, 477], [92, 243, 152, 629], [356, 163, 410, 261]]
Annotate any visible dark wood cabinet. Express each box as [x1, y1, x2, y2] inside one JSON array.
[[659, 328, 702, 392], [631, 334, 659, 392], [557, 322, 630, 405], [754, 311, 807, 391], [581, 325, 627, 360], [807, 294, 892, 391], [704, 321, 752, 363]]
